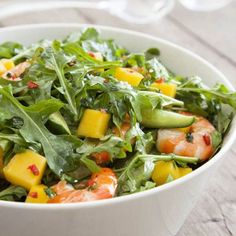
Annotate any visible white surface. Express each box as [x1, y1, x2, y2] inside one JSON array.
[[0, 24, 235, 236], [0, 0, 175, 23]]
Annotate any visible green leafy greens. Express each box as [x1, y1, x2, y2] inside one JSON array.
[[0, 27, 235, 202]]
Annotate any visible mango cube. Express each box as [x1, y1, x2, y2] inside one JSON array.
[[1, 59, 15, 70], [77, 109, 111, 139], [175, 126, 191, 133], [114, 67, 143, 87], [0, 62, 7, 76], [151, 161, 180, 186], [151, 82, 177, 98], [3, 150, 47, 190], [25, 185, 49, 204], [179, 167, 192, 177]]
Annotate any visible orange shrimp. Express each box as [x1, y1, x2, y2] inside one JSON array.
[[2, 61, 30, 81], [157, 113, 216, 161], [48, 168, 117, 203]]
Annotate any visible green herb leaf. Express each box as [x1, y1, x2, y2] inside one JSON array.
[[0, 185, 27, 201], [0, 86, 77, 176]]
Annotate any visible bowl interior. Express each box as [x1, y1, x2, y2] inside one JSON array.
[[0, 24, 235, 208]]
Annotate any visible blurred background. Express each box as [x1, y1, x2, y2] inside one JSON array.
[[0, 0, 235, 235], [0, 0, 235, 87]]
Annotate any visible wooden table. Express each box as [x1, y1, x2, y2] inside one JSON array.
[[0, 2, 235, 235]]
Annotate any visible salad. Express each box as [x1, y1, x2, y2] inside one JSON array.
[[0, 28, 235, 204]]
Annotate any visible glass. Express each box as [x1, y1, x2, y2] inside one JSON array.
[[179, 0, 233, 11], [0, 0, 175, 24]]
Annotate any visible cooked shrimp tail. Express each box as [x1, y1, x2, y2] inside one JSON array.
[[48, 168, 117, 203]]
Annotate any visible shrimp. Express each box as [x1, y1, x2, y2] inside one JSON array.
[[156, 112, 216, 161], [2, 61, 30, 81], [48, 168, 117, 203]]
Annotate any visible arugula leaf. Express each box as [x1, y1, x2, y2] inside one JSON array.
[[178, 82, 236, 109], [42, 44, 78, 117], [0, 185, 27, 201], [145, 48, 160, 60], [64, 43, 121, 68], [123, 53, 145, 68], [0, 132, 26, 146], [117, 153, 198, 195], [137, 91, 183, 110], [79, 28, 99, 42], [0, 86, 77, 176], [0, 42, 23, 59], [77, 135, 129, 161], [145, 58, 169, 80], [176, 76, 236, 135]]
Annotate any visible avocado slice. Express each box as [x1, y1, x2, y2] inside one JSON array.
[[141, 109, 195, 128], [47, 112, 71, 135]]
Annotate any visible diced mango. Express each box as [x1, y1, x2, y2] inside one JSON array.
[[1, 59, 15, 70], [114, 67, 143, 87], [3, 150, 47, 190], [151, 82, 177, 97], [151, 161, 180, 186], [175, 126, 191, 133], [179, 167, 192, 177], [77, 109, 111, 139], [25, 184, 49, 204], [0, 62, 7, 76]]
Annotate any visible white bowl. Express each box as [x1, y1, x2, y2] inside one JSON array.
[[0, 24, 235, 236]]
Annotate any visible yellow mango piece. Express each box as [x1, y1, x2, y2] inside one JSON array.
[[77, 109, 111, 139], [25, 184, 49, 204], [179, 167, 192, 177], [114, 67, 143, 87], [175, 126, 191, 133], [0, 62, 7, 76], [1, 59, 15, 70], [151, 161, 180, 186], [151, 82, 177, 98], [3, 150, 47, 190]]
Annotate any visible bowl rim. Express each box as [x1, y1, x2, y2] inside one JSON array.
[[0, 23, 235, 210]]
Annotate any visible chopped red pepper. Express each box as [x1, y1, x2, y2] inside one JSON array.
[[92, 151, 110, 165], [88, 51, 96, 58], [27, 81, 39, 89], [87, 179, 96, 187], [27, 164, 40, 176], [29, 192, 38, 198], [203, 134, 211, 146], [155, 78, 164, 83]]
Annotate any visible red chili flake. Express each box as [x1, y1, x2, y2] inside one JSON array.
[[29, 192, 38, 198], [92, 151, 110, 165], [87, 179, 96, 187], [27, 164, 40, 176], [203, 134, 211, 146], [88, 51, 96, 58], [27, 81, 39, 89], [155, 78, 164, 83]]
